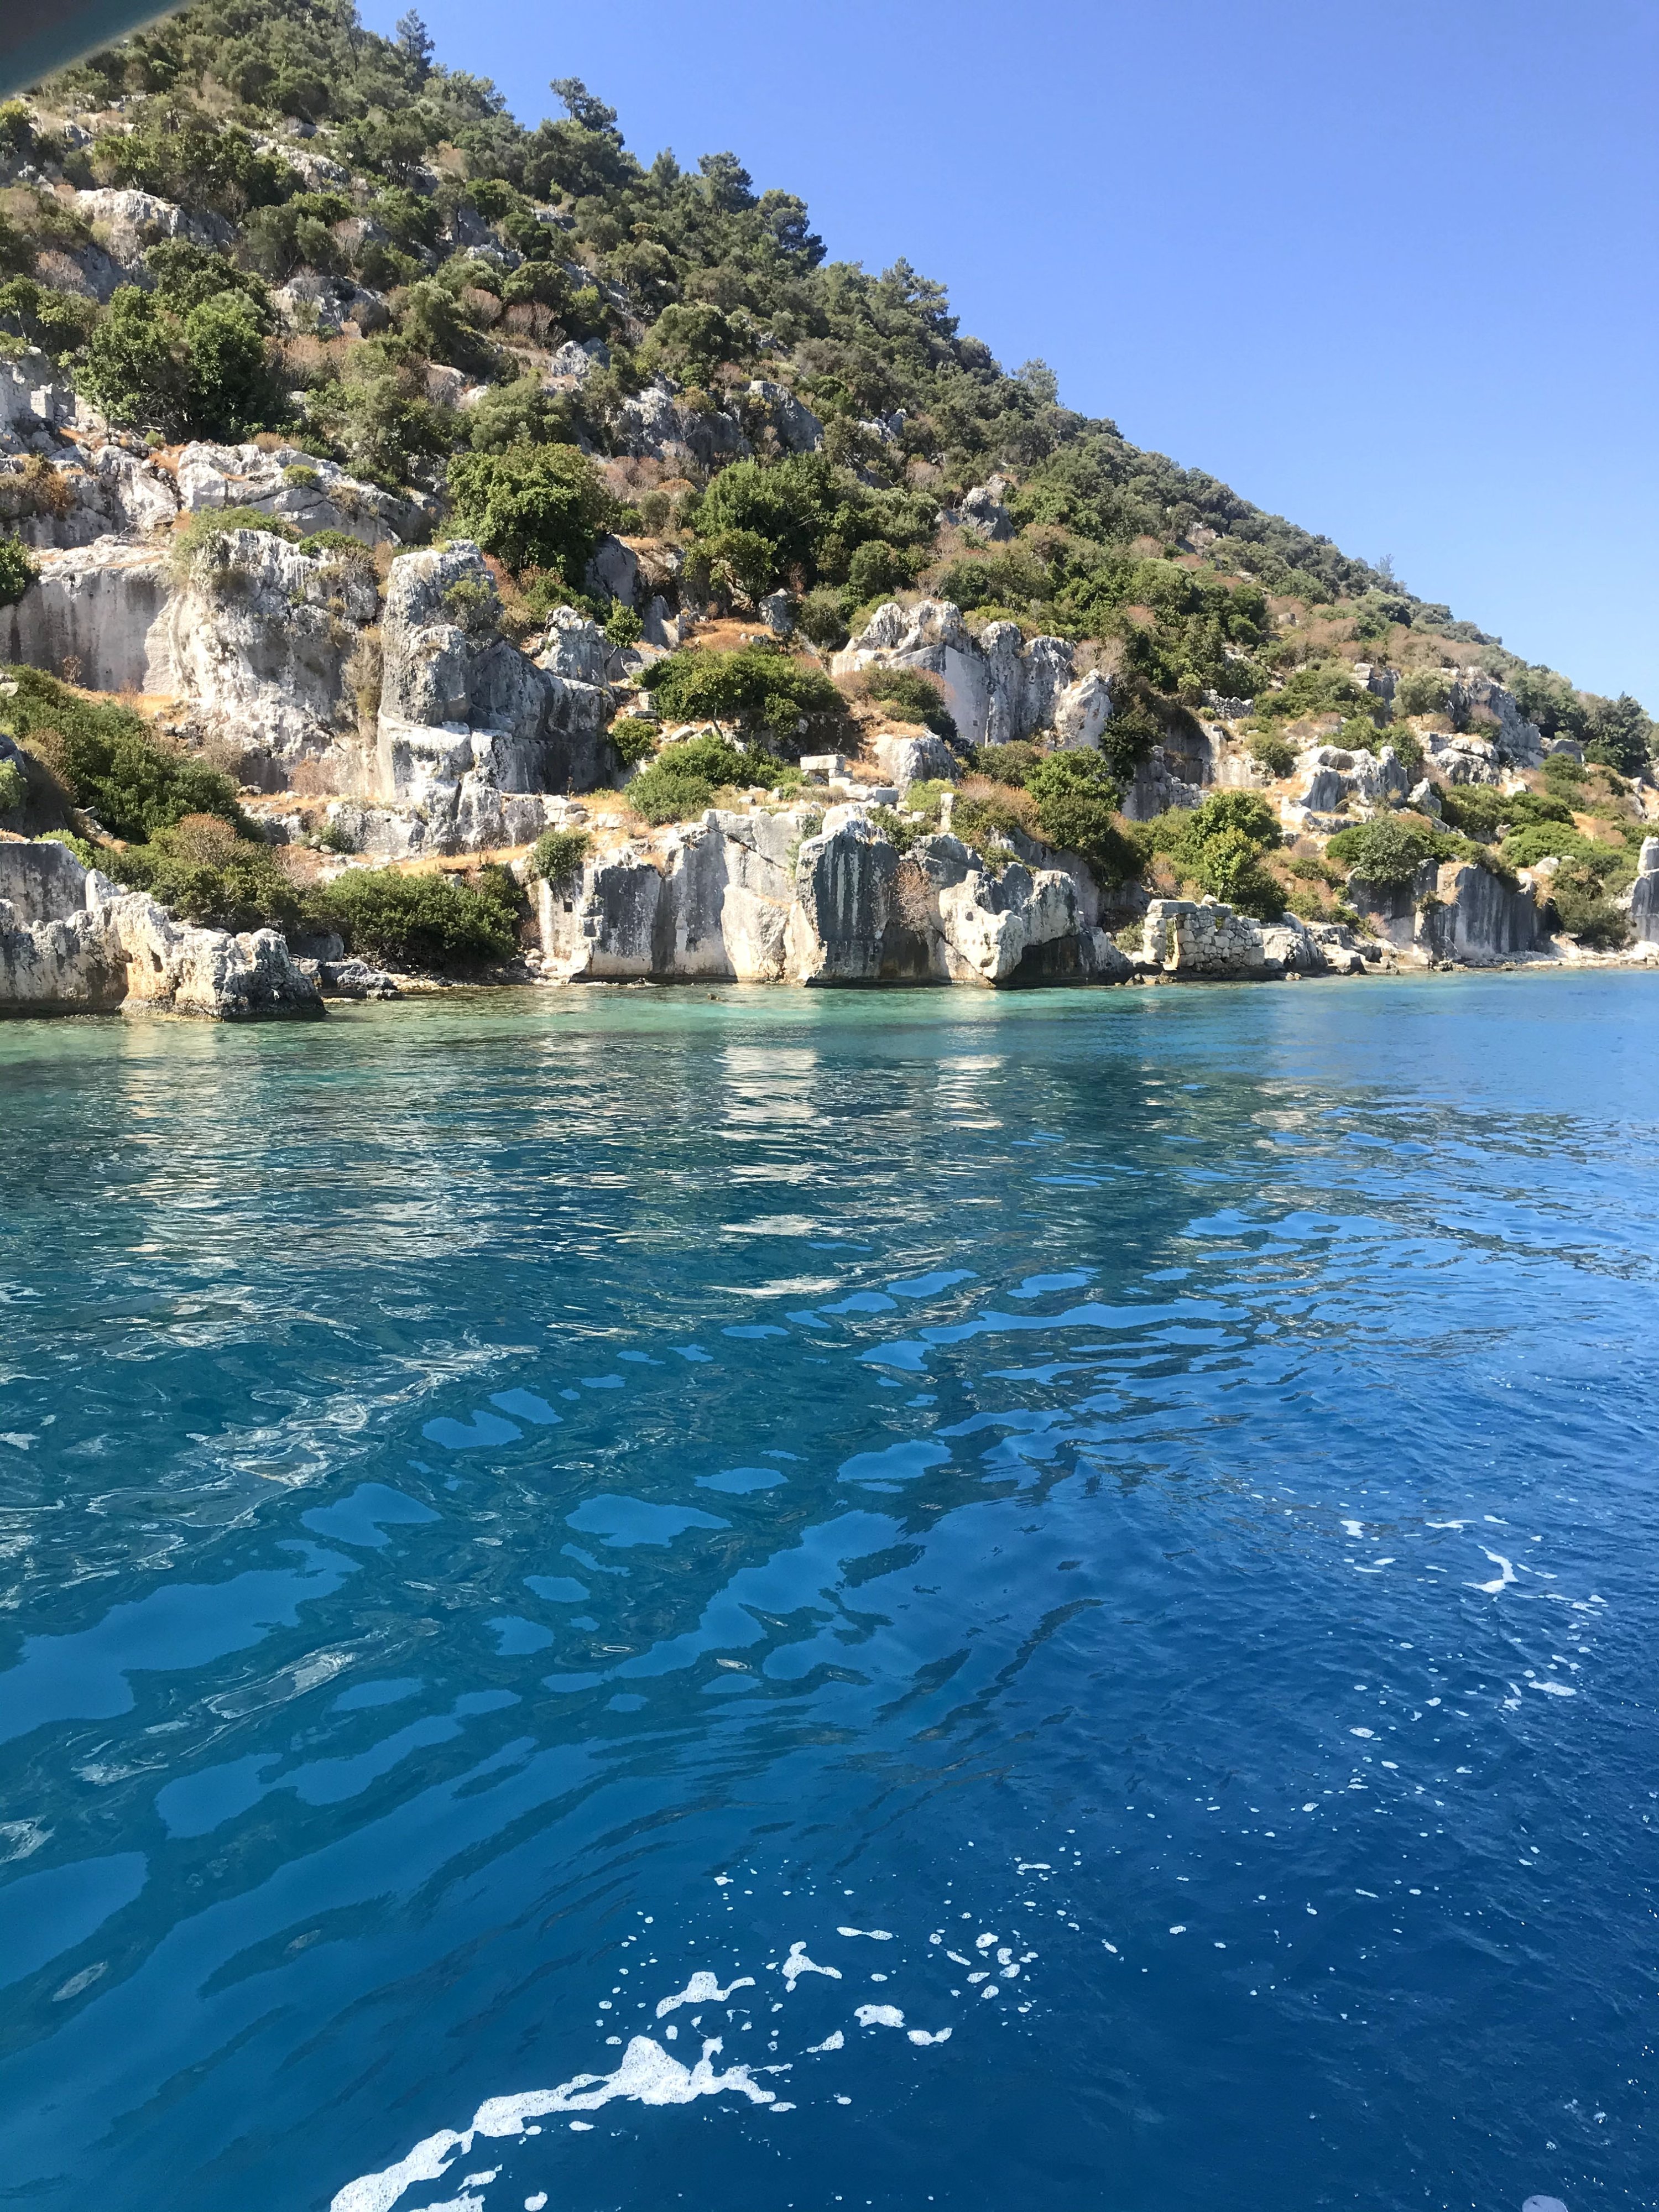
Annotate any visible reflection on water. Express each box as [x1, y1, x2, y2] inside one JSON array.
[[0, 976, 1656, 2212]]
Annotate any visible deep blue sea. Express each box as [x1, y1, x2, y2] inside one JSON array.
[[0, 974, 1654, 2212]]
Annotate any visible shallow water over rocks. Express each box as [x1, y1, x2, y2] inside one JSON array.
[[0, 974, 1653, 2211]]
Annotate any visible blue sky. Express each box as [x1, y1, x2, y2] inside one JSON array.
[[362, 0, 1657, 705]]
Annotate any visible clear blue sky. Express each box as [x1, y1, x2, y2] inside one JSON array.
[[362, 0, 1657, 705]]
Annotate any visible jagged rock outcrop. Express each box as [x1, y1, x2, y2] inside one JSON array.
[[1295, 742, 1412, 812], [834, 601, 1108, 749], [0, 354, 75, 447], [372, 544, 614, 851], [870, 731, 961, 786], [175, 441, 435, 547], [1629, 841, 1659, 945], [1, 536, 175, 692], [942, 477, 1015, 541], [612, 375, 751, 468], [169, 526, 381, 782], [740, 378, 824, 455], [1347, 858, 1542, 962], [1139, 896, 1370, 978], [1, 441, 180, 547], [1419, 862, 1541, 961], [72, 187, 233, 279], [0, 837, 322, 1018], [535, 805, 1126, 988]]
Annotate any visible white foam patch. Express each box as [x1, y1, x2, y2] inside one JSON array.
[[1469, 1550, 1517, 1594], [836, 1927, 893, 1940], [472, 2036, 777, 2136], [906, 2027, 952, 2046], [806, 2031, 844, 2052], [855, 2005, 905, 2029], [333, 2132, 470, 2212], [781, 1942, 842, 1988], [655, 1972, 755, 2018]]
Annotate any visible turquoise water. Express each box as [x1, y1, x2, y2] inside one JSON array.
[[0, 975, 1654, 2212]]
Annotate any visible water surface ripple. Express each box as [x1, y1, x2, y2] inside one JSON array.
[[0, 974, 1653, 2210]]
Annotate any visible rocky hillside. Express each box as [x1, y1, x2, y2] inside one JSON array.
[[1, 0, 1657, 1014]]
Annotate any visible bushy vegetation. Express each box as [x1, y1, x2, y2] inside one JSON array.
[[1145, 791, 1284, 919], [1323, 816, 1438, 889], [0, 667, 246, 840], [445, 442, 615, 587], [103, 812, 301, 931], [310, 864, 521, 968], [625, 729, 797, 822], [529, 826, 591, 888], [641, 643, 841, 743], [863, 665, 956, 738], [0, 531, 36, 605]]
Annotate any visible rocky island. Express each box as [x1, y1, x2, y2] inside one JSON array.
[[1, 0, 1655, 1016]]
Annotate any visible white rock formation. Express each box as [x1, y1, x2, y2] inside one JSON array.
[[1, 536, 176, 692], [372, 543, 615, 849], [0, 838, 321, 1018], [175, 441, 435, 547], [742, 378, 824, 455], [834, 601, 1090, 748], [870, 731, 961, 787], [72, 187, 232, 273]]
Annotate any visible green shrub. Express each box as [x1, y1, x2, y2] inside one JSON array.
[[1548, 865, 1632, 949], [643, 644, 841, 743], [626, 731, 789, 822], [530, 827, 591, 889], [103, 813, 301, 932], [952, 789, 1027, 867], [446, 441, 615, 586], [1582, 692, 1654, 776], [1147, 790, 1284, 918], [1254, 660, 1370, 725], [604, 603, 643, 646], [864, 665, 956, 739], [1024, 750, 1138, 884], [310, 865, 521, 968], [796, 585, 850, 652], [846, 538, 911, 602], [0, 530, 36, 607], [609, 717, 659, 768], [972, 740, 1044, 787], [78, 285, 283, 443], [1394, 668, 1451, 717], [1324, 816, 1437, 888], [0, 758, 25, 815], [1542, 750, 1590, 796], [1, 667, 246, 842], [1246, 727, 1296, 778]]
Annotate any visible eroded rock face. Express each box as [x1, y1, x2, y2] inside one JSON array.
[[1138, 896, 1370, 978], [175, 441, 434, 547], [0, 839, 322, 1018], [1, 535, 175, 693], [170, 526, 380, 780], [833, 601, 1087, 749], [612, 374, 751, 469], [1295, 743, 1412, 812], [742, 378, 824, 455], [1420, 862, 1541, 961], [0, 442, 177, 546], [72, 188, 232, 277], [534, 807, 1124, 989], [375, 544, 614, 843], [870, 731, 961, 787]]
